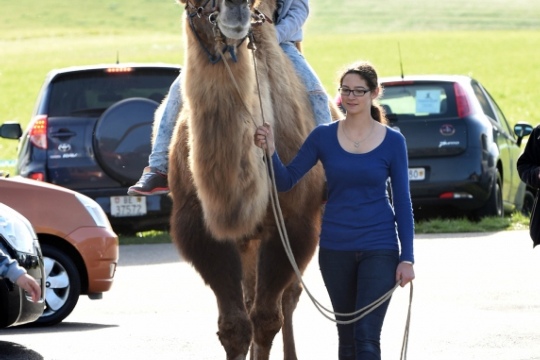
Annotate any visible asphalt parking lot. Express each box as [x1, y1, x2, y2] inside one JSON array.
[[1, 230, 540, 360]]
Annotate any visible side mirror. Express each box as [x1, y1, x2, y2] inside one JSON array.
[[514, 121, 533, 147], [0, 122, 23, 140]]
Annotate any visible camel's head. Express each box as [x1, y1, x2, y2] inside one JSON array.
[[180, 0, 255, 40]]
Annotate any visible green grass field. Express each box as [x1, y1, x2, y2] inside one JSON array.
[[1, 0, 540, 174]]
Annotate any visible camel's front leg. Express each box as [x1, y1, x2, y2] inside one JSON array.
[[170, 194, 252, 360], [249, 233, 288, 360], [281, 280, 303, 359], [238, 238, 260, 360], [250, 217, 319, 360], [238, 238, 260, 313]]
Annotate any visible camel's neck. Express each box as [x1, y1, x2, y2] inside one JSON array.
[[182, 15, 263, 174], [181, 20, 271, 240], [183, 23, 257, 135]]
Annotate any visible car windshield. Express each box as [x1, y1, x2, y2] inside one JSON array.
[[380, 82, 457, 119], [47, 68, 179, 117]]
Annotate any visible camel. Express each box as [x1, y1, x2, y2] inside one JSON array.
[[168, 0, 341, 359]]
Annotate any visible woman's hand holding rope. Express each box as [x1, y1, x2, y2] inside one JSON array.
[[254, 122, 275, 156], [396, 262, 415, 287]]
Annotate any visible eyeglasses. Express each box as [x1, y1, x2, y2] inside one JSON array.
[[339, 88, 371, 97]]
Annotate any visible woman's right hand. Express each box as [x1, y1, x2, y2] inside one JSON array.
[[254, 122, 275, 155]]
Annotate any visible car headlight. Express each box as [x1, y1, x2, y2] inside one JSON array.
[[0, 208, 37, 254], [74, 193, 112, 228]]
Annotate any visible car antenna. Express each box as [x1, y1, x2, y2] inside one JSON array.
[[116, 51, 120, 64], [398, 42, 404, 79]]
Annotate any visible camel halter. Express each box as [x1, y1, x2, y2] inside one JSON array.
[[187, 3, 413, 359], [185, 0, 270, 64]]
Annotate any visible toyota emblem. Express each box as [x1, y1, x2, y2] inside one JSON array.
[[58, 143, 72, 152]]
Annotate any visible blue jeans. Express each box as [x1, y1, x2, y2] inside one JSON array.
[[148, 74, 183, 173], [318, 248, 399, 360], [148, 43, 331, 174], [279, 41, 332, 126]]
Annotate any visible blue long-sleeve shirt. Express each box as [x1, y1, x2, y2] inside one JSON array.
[[271, 122, 415, 262]]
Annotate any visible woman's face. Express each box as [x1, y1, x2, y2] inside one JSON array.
[[340, 73, 377, 116]]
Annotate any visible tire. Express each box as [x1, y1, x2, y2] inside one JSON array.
[[34, 244, 81, 326], [475, 171, 503, 218], [521, 189, 536, 217], [93, 97, 159, 185]]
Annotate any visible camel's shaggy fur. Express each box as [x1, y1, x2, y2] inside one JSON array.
[[168, 0, 342, 359]]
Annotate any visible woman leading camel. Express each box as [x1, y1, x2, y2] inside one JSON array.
[[254, 61, 415, 360]]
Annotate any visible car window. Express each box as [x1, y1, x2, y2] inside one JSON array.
[[48, 69, 179, 117], [486, 90, 514, 137], [380, 82, 455, 119], [471, 81, 496, 120]]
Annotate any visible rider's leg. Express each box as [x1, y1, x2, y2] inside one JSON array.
[[128, 73, 183, 196], [280, 41, 332, 126]]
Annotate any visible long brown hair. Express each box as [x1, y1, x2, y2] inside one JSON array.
[[339, 61, 388, 124]]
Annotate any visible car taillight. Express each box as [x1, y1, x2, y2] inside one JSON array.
[[29, 115, 48, 149], [29, 173, 45, 181], [454, 83, 472, 118]]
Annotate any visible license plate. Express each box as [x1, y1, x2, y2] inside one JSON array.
[[408, 168, 425, 181], [110, 196, 147, 217]]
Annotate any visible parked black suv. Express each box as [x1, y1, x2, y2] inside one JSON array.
[[15, 63, 181, 234]]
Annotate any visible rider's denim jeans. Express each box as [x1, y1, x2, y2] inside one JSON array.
[[148, 74, 183, 174], [318, 248, 399, 360], [279, 41, 332, 126], [148, 42, 331, 174]]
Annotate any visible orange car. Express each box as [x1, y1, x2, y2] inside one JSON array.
[[0, 175, 119, 325]]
